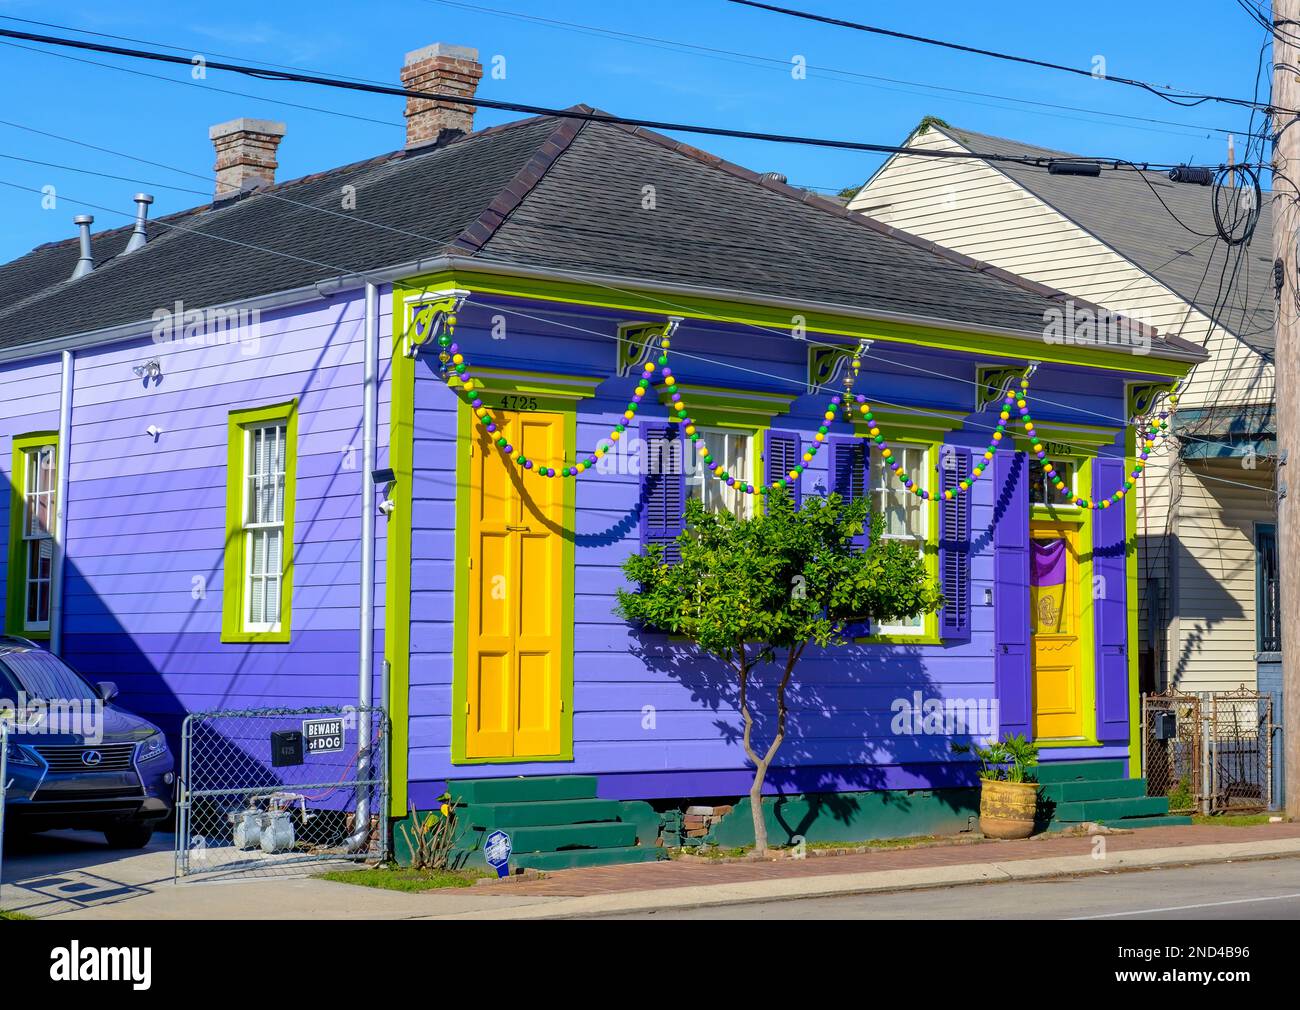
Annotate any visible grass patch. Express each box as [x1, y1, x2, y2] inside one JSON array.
[[317, 865, 491, 892], [1191, 813, 1278, 827], [0, 910, 33, 921]]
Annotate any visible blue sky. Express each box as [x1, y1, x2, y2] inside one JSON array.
[[0, 0, 1272, 261]]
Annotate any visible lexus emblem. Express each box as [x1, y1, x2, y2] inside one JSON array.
[[81, 750, 103, 767]]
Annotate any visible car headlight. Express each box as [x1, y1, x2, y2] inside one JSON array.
[[4, 739, 40, 767], [136, 732, 168, 762]]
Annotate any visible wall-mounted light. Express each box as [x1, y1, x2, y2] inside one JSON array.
[[133, 359, 162, 381]]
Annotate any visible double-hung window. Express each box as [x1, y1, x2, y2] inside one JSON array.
[[686, 426, 754, 518], [869, 441, 929, 635], [223, 403, 296, 642], [7, 435, 58, 636]]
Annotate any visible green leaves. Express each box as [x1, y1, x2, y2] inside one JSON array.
[[615, 490, 944, 659]]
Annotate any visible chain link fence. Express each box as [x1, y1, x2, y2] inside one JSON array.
[[1142, 687, 1275, 815], [1142, 689, 1202, 814], [175, 705, 388, 880]]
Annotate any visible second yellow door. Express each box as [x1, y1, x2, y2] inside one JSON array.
[[465, 409, 566, 759], [1030, 524, 1085, 739]]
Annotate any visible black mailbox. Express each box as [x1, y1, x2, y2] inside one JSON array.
[[271, 730, 304, 767], [1153, 711, 1177, 741]]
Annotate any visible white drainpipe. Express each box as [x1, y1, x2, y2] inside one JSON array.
[[50, 349, 74, 656], [351, 282, 380, 849]]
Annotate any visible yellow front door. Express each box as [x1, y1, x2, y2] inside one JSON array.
[[1030, 524, 1084, 739], [465, 409, 566, 759]]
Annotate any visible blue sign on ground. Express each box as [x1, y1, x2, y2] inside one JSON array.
[[484, 829, 512, 878]]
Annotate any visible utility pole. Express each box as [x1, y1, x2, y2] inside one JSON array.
[[1274, 0, 1300, 818]]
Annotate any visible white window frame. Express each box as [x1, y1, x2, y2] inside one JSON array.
[[687, 426, 754, 519], [242, 421, 287, 633], [20, 444, 56, 632], [1029, 456, 1079, 507], [870, 441, 929, 636]]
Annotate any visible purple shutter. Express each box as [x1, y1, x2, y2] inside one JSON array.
[[1093, 456, 1130, 744], [766, 431, 802, 507], [828, 436, 869, 549], [830, 435, 870, 636], [993, 449, 1031, 739], [939, 446, 972, 639], [640, 423, 685, 563]]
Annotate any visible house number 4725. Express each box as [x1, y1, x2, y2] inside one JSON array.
[[500, 395, 538, 411]]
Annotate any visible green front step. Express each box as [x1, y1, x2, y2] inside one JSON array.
[[446, 775, 599, 805], [513, 846, 665, 871], [1035, 760, 1128, 784], [465, 798, 623, 829], [1107, 815, 1193, 829], [1052, 796, 1170, 822], [458, 820, 638, 855], [1040, 778, 1147, 803]]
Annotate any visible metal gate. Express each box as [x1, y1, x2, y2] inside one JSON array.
[[1208, 687, 1274, 814], [176, 705, 388, 879], [1141, 689, 1202, 814], [1142, 687, 1275, 815]]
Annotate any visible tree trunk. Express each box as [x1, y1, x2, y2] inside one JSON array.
[[739, 642, 805, 856]]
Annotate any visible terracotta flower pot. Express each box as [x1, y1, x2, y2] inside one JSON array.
[[979, 778, 1039, 839]]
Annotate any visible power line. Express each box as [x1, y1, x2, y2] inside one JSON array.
[[419, 0, 1240, 140], [0, 25, 1247, 171], [723, 0, 1293, 114]]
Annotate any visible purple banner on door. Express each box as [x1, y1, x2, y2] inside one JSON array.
[[1031, 538, 1066, 587]]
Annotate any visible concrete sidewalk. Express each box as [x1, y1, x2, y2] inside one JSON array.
[[3, 823, 1298, 920]]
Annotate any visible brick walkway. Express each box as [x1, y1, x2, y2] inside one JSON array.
[[490, 822, 1300, 897]]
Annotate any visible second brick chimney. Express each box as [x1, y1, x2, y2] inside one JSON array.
[[401, 43, 483, 149], [209, 117, 287, 200]]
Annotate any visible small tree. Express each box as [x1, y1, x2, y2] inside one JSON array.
[[616, 491, 943, 854]]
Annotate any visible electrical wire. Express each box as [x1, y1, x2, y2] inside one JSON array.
[[723, 0, 1295, 114], [415, 0, 1239, 140], [0, 25, 1251, 171]]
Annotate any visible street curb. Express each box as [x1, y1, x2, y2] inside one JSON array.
[[422, 837, 1300, 919]]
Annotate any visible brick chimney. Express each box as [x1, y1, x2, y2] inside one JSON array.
[[401, 43, 483, 149], [209, 118, 287, 200]]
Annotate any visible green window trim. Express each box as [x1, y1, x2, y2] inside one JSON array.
[[6, 431, 59, 639], [221, 400, 298, 644]]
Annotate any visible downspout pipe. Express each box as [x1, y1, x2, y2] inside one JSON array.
[[351, 282, 380, 851], [49, 349, 74, 656]]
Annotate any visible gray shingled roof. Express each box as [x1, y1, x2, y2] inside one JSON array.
[[0, 109, 1207, 362], [938, 125, 1275, 356]]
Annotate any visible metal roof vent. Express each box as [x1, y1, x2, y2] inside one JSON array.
[[70, 214, 95, 279], [124, 193, 154, 253], [760, 172, 789, 185]]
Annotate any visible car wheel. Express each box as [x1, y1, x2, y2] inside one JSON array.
[[103, 824, 154, 849]]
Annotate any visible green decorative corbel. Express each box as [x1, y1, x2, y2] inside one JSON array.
[[1126, 380, 1179, 420], [618, 317, 681, 376], [975, 365, 1028, 412], [807, 340, 871, 395]]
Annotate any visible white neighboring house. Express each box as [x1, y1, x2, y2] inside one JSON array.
[[851, 121, 1277, 698]]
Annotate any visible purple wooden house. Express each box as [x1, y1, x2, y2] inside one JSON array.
[[0, 43, 1204, 862]]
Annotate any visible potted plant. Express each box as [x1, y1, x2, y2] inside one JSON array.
[[954, 735, 1040, 839]]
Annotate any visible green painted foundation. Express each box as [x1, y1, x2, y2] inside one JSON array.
[[705, 788, 981, 848]]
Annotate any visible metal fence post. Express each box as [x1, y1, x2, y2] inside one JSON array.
[[1200, 707, 1213, 816]]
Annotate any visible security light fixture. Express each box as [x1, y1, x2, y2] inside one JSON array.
[[133, 359, 162, 380]]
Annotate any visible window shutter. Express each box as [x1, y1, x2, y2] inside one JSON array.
[[828, 436, 869, 549], [765, 430, 802, 508], [829, 435, 870, 636], [993, 449, 1031, 740], [1093, 455, 1129, 745], [640, 423, 686, 563], [939, 446, 972, 639]]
